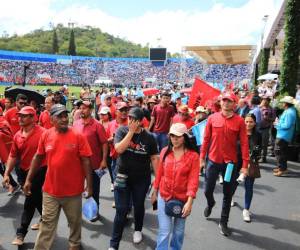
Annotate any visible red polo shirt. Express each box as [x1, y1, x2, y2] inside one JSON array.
[[39, 110, 52, 129], [9, 125, 46, 171], [73, 118, 108, 170], [200, 112, 249, 168], [152, 104, 175, 133], [172, 114, 195, 129], [37, 127, 92, 197], [107, 119, 128, 159], [4, 107, 20, 135]]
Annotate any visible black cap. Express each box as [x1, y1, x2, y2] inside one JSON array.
[[128, 107, 144, 121], [50, 104, 69, 116]]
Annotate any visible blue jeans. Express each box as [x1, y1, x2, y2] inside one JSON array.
[[111, 159, 117, 181], [154, 132, 169, 152], [110, 176, 151, 249], [204, 159, 238, 223], [92, 170, 100, 210], [156, 194, 186, 250], [244, 177, 255, 210]]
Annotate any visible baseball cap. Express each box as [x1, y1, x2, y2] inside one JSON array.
[[17, 106, 36, 116], [147, 98, 157, 104], [169, 123, 188, 136], [98, 106, 111, 115], [116, 102, 128, 110], [128, 107, 144, 121], [50, 104, 69, 116], [222, 93, 236, 102], [79, 100, 93, 109]]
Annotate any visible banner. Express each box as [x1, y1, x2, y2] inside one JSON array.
[[188, 77, 221, 110]]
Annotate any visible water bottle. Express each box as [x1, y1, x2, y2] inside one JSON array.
[[224, 162, 234, 182]]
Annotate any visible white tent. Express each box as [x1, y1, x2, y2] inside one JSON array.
[[257, 73, 278, 81]]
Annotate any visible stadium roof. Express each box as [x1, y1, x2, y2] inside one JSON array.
[[183, 45, 255, 64]]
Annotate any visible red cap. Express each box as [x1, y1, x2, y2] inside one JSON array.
[[222, 93, 236, 102], [18, 106, 36, 115], [116, 102, 128, 110]]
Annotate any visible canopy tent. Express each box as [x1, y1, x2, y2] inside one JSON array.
[[183, 45, 255, 65]]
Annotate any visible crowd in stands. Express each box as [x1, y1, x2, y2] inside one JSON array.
[[0, 58, 251, 86]]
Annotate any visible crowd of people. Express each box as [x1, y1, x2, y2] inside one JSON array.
[[0, 81, 299, 250], [0, 58, 251, 86]]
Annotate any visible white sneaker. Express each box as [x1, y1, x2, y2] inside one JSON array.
[[243, 209, 251, 222], [110, 184, 114, 192], [219, 175, 223, 185], [133, 231, 143, 244], [231, 200, 236, 207], [108, 248, 116, 250]]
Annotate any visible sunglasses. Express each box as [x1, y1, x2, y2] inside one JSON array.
[[18, 101, 27, 105]]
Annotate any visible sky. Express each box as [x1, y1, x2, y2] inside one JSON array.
[[0, 0, 284, 53]]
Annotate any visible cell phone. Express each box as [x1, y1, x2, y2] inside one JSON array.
[[152, 200, 158, 211]]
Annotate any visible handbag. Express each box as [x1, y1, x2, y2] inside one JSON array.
[[165, 199, 184, 218], [248, 160, 261, 178]]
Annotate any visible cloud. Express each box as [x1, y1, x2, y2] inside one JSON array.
[[0, 0, 283, 53]]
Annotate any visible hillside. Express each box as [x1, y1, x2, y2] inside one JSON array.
[[0, 24, 149, 58]]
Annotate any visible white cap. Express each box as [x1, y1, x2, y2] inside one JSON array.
[[98, 106, 110, 115]]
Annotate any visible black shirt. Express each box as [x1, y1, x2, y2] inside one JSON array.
[[114, 126, 158, 180]]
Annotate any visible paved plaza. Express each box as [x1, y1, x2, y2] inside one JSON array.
[[0, 157, 299, 250]]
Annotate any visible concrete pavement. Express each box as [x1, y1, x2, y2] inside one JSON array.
[[0, 157, 300, 250]]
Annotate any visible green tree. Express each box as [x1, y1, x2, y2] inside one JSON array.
[[52, 29, 59, 54], [68, 29, 76, 56], [280, 0, 300, 96], [258, 48, 270, 76]]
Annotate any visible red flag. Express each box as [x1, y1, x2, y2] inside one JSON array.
[[188, 78, 221, 110]]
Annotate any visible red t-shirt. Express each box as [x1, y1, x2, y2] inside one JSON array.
[[4, 107, 20, 135], [200, 112, 249, 168], [172, 114, 195, 129], [39, 110, 53, 129], [73, 118, 108, 170], [37, 127, 92, 197], [0, 116, 13, 163], [151, 104, 175, 133], [10, 125, 46, 171]]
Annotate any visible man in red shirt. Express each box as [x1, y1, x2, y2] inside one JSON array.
[[103, 95, 116, 119], [23, 104, 93, 250], [4, 94, 28, 135], [149, 91, 175, 151], [3, 106, 46, 246], [73, 100, 108, 221], [200, 93, 249, 236], [39, 96, 54, 129], [106, 102, 128, 206], [3, 97, 15, 115], [0, 114, 19, 194], [172, 105, 195, 129]]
